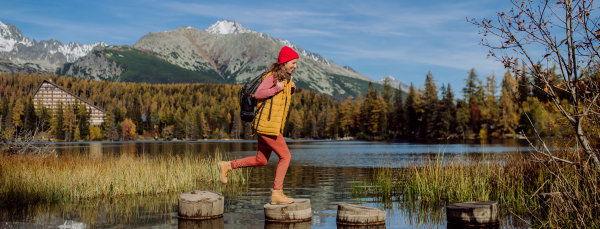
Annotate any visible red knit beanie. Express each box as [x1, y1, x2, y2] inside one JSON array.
[[278, 46, 299, 64]]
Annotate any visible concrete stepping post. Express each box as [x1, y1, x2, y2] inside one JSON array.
[[264, 221, 312, 229], [336, 204, 386, 225], [264, 199, 312, 222], [178, 217, 224, 229], [178, 190, 224, 220], [446, 201, 499, 226]]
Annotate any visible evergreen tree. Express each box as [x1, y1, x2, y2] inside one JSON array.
[[38, 106, 51, 133], [381, 78, 394, 136], [455, 99, 470, 138], [311, 114, 318, 139], [463, 68, 483, 104], [77, 105, 90, 140], [173, 107, 185, 139], [517, 63, 530, 104], [532, 63, 549, 103], [392, 88, 404, 138], [439, 84, 456, 138], [483, 73, 499, 137], [404, 83, 419, 138], [22, 97, 37, 134], [127, 99, 144, 134], [106, 117, 119, 141], [469, 100, 482, 136], [0, 96, 7, 119], [231, 112, 242, 139], [54, 101, 64, 140], [422, 72, 439, 138], [0, 96, 9, 128]]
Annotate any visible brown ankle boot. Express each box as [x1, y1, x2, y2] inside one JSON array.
[[271, 189, 294, 204], [218, 161, 232, 184]]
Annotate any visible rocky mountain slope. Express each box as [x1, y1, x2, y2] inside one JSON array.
[[132, 20, 376, 96], [1, 19, 410, 97], [56, 47, 125, 81], [0, 58, 45, 74], [0, 21, 106, 73]]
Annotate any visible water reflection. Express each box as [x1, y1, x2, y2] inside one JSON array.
[[447, 224, 500, 229], [265, 221, 312, 229], [2, 140, 534, 228], [39, 139, 531, 168], [179, 217, 224, 229], [337, 224, 387, 229]]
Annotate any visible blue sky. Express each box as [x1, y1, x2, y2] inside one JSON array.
[[1, 0, 515, 95]]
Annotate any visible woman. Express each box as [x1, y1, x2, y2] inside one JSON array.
[[219, 46, 298, 204]]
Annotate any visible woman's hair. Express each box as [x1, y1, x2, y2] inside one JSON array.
[[267, 62, 287, 83]]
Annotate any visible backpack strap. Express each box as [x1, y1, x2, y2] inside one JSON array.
[[250, 71, 276, 137], [267, 97, 273, 121], [251, 96, 271, 136]]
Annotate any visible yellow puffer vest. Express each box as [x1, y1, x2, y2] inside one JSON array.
[[253, 72, 294, 136]]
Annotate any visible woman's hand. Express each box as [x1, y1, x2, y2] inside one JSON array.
[[291, 82, 296, 89], [276, 80, 285, 90]]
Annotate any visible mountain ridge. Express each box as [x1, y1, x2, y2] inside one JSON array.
[[0, 19, 409, 97], [0, 21, 107, 72]]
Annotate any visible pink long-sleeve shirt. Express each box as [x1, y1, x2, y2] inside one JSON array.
[[254, 74, 295, 99]]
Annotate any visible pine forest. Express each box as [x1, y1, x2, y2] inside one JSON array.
[[0, 68, 573, 141]]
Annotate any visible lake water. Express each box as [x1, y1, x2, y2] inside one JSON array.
[[1, 139, 532, 228]]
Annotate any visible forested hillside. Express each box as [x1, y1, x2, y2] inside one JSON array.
[[0, 68, 570, 141]]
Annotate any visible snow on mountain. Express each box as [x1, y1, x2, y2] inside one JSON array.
[[0, 21, 106, 62], [379, 75, 409, 92], [56, 41, 107, 62], [205, 20, 255, 34], [0, 21, 34, 52], [204, 20, 331, 66]]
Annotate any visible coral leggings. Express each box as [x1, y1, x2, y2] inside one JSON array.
[[230, 133, 290, 190]]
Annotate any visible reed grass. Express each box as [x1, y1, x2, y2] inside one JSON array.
[[1, 192, 180, 227], [0, 149, 250, 204], [353, 148, 600, 227]]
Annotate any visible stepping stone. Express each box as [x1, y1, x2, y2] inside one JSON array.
[[264, 221, 311, 229], [178, 217, 224, 229], [336, 204, 386, 225], [264, 199, 312, 222], [446, 201, 499, 226], [178, 190, 224, 220]]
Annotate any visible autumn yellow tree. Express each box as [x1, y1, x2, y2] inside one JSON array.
[[496, 70, 519, 137], [121, 118, 137, 141], [11, 98, 24, 131], [339, 96, 354, 137]]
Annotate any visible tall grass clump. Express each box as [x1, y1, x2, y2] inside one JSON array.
[[0, 149, 250, 204], [354, 147, 600, 227]]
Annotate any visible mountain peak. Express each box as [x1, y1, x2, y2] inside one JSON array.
[[0, 21, 34, 52], [205, 20, 255, 35], [383, 75, 396, 81], [379, 75, 409, 92]]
